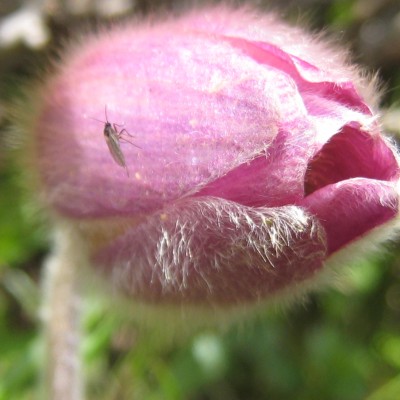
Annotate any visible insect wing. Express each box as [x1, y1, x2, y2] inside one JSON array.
[[106, 132, 126, 167]]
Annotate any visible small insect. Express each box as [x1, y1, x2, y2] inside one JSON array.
[[91, 106, 140, 176]]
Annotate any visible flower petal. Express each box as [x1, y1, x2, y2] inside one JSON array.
[[36, 32, 289, 217], [300, 178, 399, 254], [304, 124, 400, 195], [94, 198, 327, 305]]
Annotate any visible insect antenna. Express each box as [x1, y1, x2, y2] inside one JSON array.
[[104, 104, 111, 123], [88, 104, 110, 124], [88, 116, 106, 124]]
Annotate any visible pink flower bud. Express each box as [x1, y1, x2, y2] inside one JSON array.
[[31, 7, 400, 306]]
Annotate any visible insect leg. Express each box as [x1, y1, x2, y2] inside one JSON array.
[[118, 128, 142, 149]]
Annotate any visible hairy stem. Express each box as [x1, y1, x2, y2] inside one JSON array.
[[41, 223, 85, 400]]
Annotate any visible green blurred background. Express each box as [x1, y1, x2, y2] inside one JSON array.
[[1, 0, 400, 399]]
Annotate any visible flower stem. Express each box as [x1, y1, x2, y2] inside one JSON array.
[[41, 223, 85, 400]]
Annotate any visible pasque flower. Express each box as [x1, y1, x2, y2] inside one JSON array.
[[30, 7, 400, 307]]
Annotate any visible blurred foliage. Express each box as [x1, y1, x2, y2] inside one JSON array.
[[1, 0, 400, 399]]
